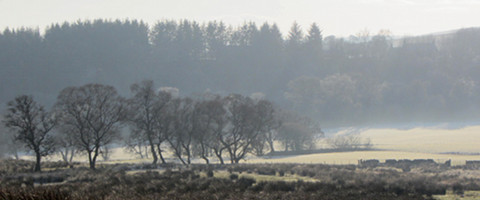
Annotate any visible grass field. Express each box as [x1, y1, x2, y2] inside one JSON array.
[[251, 125, 480, 165], [29, 125, 480, 166], [359, 125, 480, 153]]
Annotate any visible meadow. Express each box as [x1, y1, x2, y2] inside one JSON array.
[[36, 124, 480, 166], [248, 125, 480, 165], [359, 125, 480, 153]]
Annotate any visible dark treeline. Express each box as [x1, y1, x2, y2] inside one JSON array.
[[1, 19, 480, 127], [2, 81, 320, 171]]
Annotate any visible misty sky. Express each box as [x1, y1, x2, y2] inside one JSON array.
[[1, 0, 480, 37]]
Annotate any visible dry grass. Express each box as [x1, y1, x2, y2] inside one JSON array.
[[359, 125, 480, 153], [201, 170, 319, 183]]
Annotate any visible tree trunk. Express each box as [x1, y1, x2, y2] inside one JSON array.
[[174, 148, 187, 165], [34, 151, 42, 172], [148, 137, 158, 165], [227, 147, 235, 164], [68, 151, 75, 168], [178, 156, 187, 165], [186, 149, 191, 165], [213, 149, 224, 164], [200, 144, 209, 164], [144, 145, 149, 159], [69, 150, 75, 164], [168, 140, 187, 165], [268, 140, 275, 153], [156, 144, 166, 164], [89, 159, 96, 169], [202, 156, 209, 164], [88, 151, 93, 169], [61, 150, 68, 164], [218, 157, 224, 165], [90, 147, 99, 170]]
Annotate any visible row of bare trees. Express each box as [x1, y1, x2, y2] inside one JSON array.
[[2, 80, 322, 171], [126, 80, 281, 165]]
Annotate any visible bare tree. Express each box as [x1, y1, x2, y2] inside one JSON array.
[[328, 134, 372, 150], [191, 100, 213, 164], [220, 94, 276, 163], [251, 134, 268, 156], [152, 92, 176, 165], [55, 84, 126, 169], [219, 94, 252, 164], [250, 100, 278, 156], [54, 127, 77, 167], [100, 145, 111, 161], [127, 80, 172, 165], [3, 95, 56, 172], [278, 122, 314, 151], [167, 98, 196, 165], [192, 96, 226, 164], [5, 134, 24, 160], [202, 97, 228, 164], [276, 110, 322, 152], [0, 120, 23, 159], [124, 129, 149, 159]]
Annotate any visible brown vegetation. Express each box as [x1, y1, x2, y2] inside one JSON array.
[[1, 159, 480, 199]]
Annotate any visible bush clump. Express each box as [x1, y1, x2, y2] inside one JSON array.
[[206, 170, 214, 178], [229, 173, 238, 180]]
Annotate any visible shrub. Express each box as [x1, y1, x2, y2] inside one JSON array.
[[236, 177, 256, 191], [0, 186, 71, 200], [229, 173, 238, 180], [263, 181, 295, 192], [452, 182, 464, 195], [256, 168, 276, 176], [206, 170, 214, 178]]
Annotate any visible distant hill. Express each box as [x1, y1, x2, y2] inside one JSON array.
[[1, 20, 480, 127]]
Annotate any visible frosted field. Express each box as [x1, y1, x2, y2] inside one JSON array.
[[34, 125, 480, 165], [359, 125, 480, 153]]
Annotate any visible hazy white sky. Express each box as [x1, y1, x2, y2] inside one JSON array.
[[1, 0, 480, 37]]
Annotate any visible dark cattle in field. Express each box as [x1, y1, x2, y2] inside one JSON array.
[[358, 159, 380, 167], [466, 160, 480, 169]]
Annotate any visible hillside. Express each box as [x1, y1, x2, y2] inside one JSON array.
[[2, 21, 480, 128]]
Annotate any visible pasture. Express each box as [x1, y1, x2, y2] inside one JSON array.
[[359, 125, 480, 153], [29, 124, 480, 166]]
